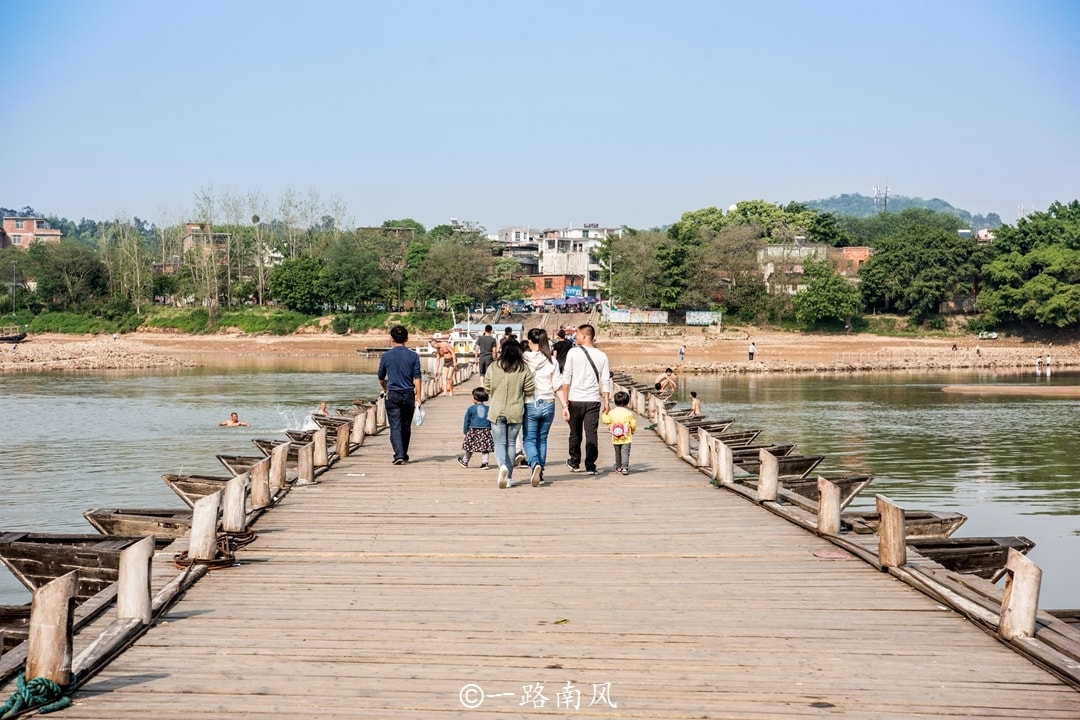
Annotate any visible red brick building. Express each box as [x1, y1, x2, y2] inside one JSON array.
[[0, 216, 63, 250], [525, 274, 584, 303]]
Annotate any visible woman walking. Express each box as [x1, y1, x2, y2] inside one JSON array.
[[483, 338, 535, 489], [523, 328, 568, 487]]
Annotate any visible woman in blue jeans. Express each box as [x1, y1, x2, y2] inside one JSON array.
[[483, 339, 535, 489], [522, 328, 568, 487]]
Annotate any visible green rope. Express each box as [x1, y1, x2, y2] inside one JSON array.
[[0, 671, 76, 717]]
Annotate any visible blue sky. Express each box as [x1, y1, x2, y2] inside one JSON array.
[[2, 0, 1077, 232]]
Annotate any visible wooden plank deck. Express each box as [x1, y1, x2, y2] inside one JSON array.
[[50, 378, 1080, 718]]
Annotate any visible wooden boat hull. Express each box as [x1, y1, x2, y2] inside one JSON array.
[[217, 453, 284, 475], [843, 510, 967, 539], [311, 414, 352, 430], [83, 507, 193, 542], [162, 473, 235, 507], [909, 536, 1035, 582], [735, 453, 825, 479], [251, 437, 304, 461], [708, 429, 763, 447], [285, 429, 316, 443], [0, 532, 143, 601], [730, 443, 797, 461], [781, 473, 871, 509]]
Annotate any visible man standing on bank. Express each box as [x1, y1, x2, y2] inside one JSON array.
[[378, 325, 423, 465], [560, 324, 611, 475]]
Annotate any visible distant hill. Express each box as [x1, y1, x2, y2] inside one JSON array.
[[805, 193, 1002, 230]]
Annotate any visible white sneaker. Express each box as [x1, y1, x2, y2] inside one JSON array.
[[497, 466, 509, 489], [530, 464, 542, 487]]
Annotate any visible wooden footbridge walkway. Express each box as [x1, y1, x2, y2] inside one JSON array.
[[13, 376, 1080, 718]]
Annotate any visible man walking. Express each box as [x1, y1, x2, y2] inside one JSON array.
[[560, 324, 611, 475], [378, 325, 423, 465], [551, 327, 574, 372], [474, 324, 498, 376]]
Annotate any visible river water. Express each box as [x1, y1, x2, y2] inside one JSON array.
[[1, 357, 1077, 609]]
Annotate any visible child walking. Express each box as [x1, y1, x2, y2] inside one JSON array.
[[458, 387, 494, 468], [601, 390, 636, 475]]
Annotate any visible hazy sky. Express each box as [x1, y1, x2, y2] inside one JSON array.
[[2, 0, 1077, 232]]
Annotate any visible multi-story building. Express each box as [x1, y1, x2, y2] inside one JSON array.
[[0, 216, 63, 250], [496, 226, 540, 275], [512, 223, 618, 299]]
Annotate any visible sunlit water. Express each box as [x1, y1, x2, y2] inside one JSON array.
[[645, 368, 1080, 609], [1, 359, 1077, 609]]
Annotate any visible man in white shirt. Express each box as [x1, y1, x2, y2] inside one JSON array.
[[559, 324, 611, 475]]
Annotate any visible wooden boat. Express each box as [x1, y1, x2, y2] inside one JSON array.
[[0, 326, 27, 343], [734, 451, 825, 479], [217, 453, 284, 475], [842, 510, 967, 539], [779, 473, 871, 509], [0, 532, 144, 601], [252, 437, 306, 460], [735, 473, 872, 511], [163, 472, 236, 507], [83, 507, 193, 543], [311, 413, 352, 431], [909, 536, 1035, 582], [730, 442, 797, 460], [708, 429, 763, 446], [1047, 609, 1080, 629], [285, 428, 317, 443], [0, 604, 30, 653]]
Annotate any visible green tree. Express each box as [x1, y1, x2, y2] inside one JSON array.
[[860, 227, 983, 324], [324, 233, 382, 310], [794, 259, 863, 327], [977, 201, 1080, 327], [414, 236, 495, 307], [268, 255, 327, 314], [27, 241, 109, 309]]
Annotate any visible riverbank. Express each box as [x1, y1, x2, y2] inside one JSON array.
[[1, 327, 1076, 374]]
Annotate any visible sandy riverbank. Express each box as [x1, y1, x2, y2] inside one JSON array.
[[2, 327, 1076, 375]]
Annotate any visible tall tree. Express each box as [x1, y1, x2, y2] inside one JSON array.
[[794, 259, 863, 327], [977, 200, 1080, 327]]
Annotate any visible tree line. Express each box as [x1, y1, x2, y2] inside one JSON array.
[[3, 193, 1079, 334]]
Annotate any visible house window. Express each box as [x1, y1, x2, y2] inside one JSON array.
[[544, 278, 553, 289], [12, 234, 22, 245], [36, 220, 46, 229], [514, 231, 521, 241], [14, 220, 24, 229], [583, 230, 589, 238]]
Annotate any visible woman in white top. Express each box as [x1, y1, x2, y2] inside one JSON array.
[[522, 328, 569, 487]]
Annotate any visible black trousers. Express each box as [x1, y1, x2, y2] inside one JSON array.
[[567, 400, 601, 472], [385, 388, 416, 461]]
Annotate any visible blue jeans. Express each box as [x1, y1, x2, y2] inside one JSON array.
[[523, 399, 555, 469], [491, 417, 521, 479]]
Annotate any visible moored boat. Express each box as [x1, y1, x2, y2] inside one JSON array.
[[83, 507, 193, 543], [909, 536, 1035, 582], [0, 325, 26, 343], [708, 429, 763, 446], [842, 510, 967, 539], [162, 472, 236, 507], [0, 532, 144, 601], [735, 452, 824, 478]]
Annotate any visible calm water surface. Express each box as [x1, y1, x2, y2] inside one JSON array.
[[1, 360, 1077, 608]]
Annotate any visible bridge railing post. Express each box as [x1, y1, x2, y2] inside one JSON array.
[[817, 477, 841, 534], [221, 473, 248, 531], [998, 549, 1042, 640], [117, 536, 155, 624], [313, 427, 329, 467], [26, 571, 78, 687], [697, 428, 711, 469], [876, 495, 906, 568], [249, 457, 272, 509], [757, 449, 778, 502]]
